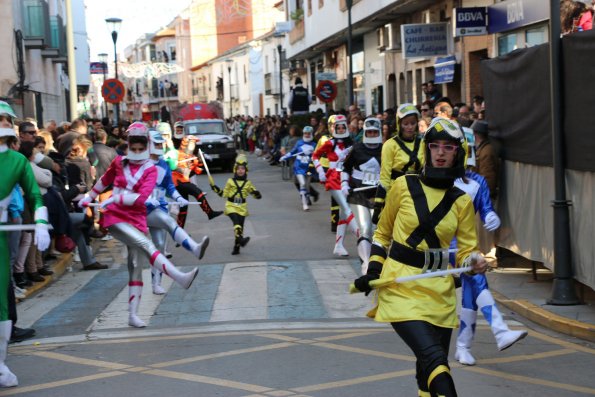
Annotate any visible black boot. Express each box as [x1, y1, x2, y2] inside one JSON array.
[[199, 195, 223, 220], [239, 236, 250, 247], [13, 273, 31, 289], [231, 242, 240, 255]]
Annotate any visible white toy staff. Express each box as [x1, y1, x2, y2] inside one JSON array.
[[198, 149, 215, 186]]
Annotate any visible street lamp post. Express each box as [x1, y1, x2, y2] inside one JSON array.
[[226, 59, 233, 118], [346, 0, 354, 107], [105, 17, 122, 127], [98, 52, 108, 118], [547, 0, 580, 305], [277, 44, 284, 115]]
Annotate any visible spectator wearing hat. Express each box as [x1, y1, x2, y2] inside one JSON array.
[[471, 120, 499, 199], [288, 77, 311, 115]]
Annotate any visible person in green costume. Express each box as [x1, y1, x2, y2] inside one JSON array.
[[0, 101, 50, 387]]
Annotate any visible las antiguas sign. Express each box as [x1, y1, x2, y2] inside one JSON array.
[[401, 23, 449, 59]]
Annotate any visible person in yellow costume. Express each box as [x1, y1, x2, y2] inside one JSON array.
[[372, 103, 424, 224], [354, 118, 488, 397], [314, 115, 339, 232], [210, 154, 262, 255]]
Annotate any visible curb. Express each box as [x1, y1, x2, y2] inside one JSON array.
[[21, 253, 73, 299], [492, 290, 595, 343]]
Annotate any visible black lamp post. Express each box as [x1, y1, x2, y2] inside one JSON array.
[[346, 0, 354, 107], [547, 0, 580, 305], [98, 52, 108, 118], [226, 59, 233, 118], [277, 44, 284, 114], [105, 17, 122, 126]]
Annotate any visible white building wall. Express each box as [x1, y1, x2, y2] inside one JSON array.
[[249, 46, 264, 116], [72, 0, 89, 87], [363, 30, 384, 115]]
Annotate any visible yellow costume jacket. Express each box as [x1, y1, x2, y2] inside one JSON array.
[[370, 175, 477, 328], [220, 177, 259, 217]]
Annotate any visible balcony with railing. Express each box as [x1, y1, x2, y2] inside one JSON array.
[[22, 0, 51, 49], [264, 73, 280, 95], [289, 19, 304, 44], [43, 15, 67, 62]]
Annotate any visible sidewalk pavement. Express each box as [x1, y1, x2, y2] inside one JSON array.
[[20, 239, 595, 343]]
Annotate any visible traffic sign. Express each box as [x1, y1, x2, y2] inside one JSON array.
[[101, 79, 126, 104], [315, 80, 337, 103], [316, 72, 337, 81]]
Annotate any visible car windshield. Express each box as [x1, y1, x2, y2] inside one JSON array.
[[185, 122, 227, 135]]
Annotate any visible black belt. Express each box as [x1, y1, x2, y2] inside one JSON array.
[[391, 170, 405, 179], [389, 241, 449, 270], [228, 198, 246, 204]]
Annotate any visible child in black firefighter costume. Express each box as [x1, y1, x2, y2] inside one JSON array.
[[210, 155, 262, 255], [354, 118, 488, 397]]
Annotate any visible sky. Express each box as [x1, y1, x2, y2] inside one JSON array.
[[85, 0, 192, 63]]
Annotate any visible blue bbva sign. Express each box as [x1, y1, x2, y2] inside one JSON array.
[[488, 0, 549, 34], [454, 7, 487, 36]]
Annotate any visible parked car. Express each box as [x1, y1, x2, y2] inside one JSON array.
[[183, 119, 236, 171]]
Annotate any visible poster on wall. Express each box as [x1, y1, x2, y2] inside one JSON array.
[[401, 22, 449, 59], [434, 55, 456, 84]]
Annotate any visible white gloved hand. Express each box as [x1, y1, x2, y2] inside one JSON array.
[[301, 146, 313, 155], [280, 154, 289, 162], [78, 195, 93, 208], [484, 211, 501, 231], [341, 184, 350, 198], [145, 197, 160, 208], [176, 196, 189, 206], [100, 196, 116, 209], [317, 169, 327, 182], [34, 223, 51, 251]]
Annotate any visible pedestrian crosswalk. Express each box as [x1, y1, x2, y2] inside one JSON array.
[[19, 259, 523, 339]]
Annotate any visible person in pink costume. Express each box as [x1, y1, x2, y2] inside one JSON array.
[[79, 122, 198, 328]]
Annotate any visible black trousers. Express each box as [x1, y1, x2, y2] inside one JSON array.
[[392, 320, 457, 396]]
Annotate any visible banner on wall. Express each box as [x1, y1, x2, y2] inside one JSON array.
[[434, 55, 456, 84], [401, 22, 449, 59]]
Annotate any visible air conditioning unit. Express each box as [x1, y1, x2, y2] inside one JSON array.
[[387, 23, 402, 51], [377, 26, 388, 51]]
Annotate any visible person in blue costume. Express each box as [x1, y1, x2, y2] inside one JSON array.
[[452, 132, 527, 365], [280, 126, 317, 211], [145, 130, 209, 298]]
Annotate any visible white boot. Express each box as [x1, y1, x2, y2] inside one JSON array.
[[333, 222, 349, 256], [454, 308, 477, 365], [300, 191, 309, 211], [128, 282, 146, 328], [357, 238, 371, 275], [0, 321, 18, 387], [477, 289, 528, 351], [149, 251, 198, 289], [151, 268, 166, 295], [172, 227, 210, 260]]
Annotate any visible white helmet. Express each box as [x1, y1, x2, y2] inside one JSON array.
[[332, 114, 349, 139], [363, 117, 382, 145], [396, 103, 420, 138], [149, 130, 165, 156], [0, 101, 17, 137], [156, 122, 172, 138], [126, 122, 150, 161], [302, 126, 313, 142], [173, 121, 184, 139]]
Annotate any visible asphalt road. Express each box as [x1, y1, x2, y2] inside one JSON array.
[[9, 152, 595, 397]]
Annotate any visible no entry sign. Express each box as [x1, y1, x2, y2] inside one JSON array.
[[102, 79, 126, 104], [315, 80, 337, 103]]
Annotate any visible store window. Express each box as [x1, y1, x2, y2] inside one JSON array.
[[526, 26, 548, 47], [498, 33, 517, 56]]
